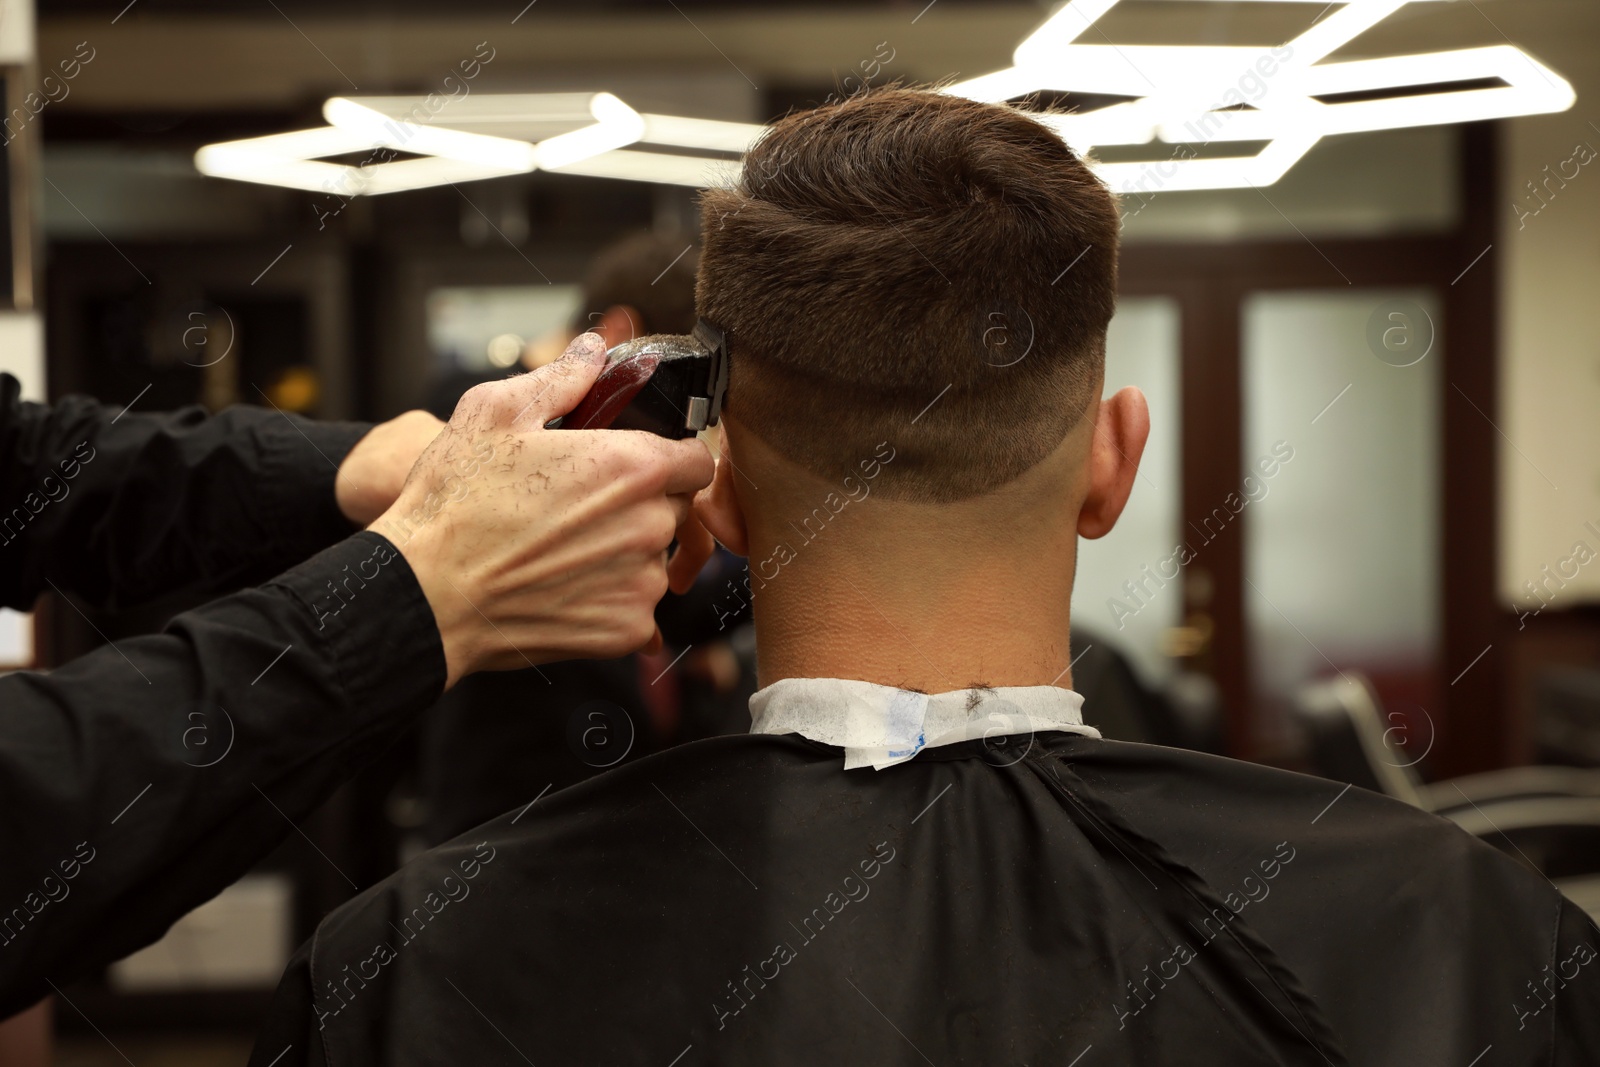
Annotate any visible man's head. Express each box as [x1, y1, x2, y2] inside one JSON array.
[[687, 85, 1150, 690], [577, 229, 700, 343], [696, 85, 1122, 505]]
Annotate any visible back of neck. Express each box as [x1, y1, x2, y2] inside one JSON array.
[[745, 521, 1079, 694]]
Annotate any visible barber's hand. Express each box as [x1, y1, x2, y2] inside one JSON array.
[[660, 426, 725, 593], [335, 410, 445, 525], [373, 333, 716, 690]]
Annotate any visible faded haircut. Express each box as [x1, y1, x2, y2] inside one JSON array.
[[696, 84, 1121, 503]]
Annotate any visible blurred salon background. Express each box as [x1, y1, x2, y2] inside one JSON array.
[[0, 0, 1597, 1062]]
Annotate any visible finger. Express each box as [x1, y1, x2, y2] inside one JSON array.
[[667, 512, 715, 594], [642, 624, 664, 656], [655, 437, 717, 497], [595, 433, 716, 500], [666, 491, 694, 528], [501, 332, 609, 428]]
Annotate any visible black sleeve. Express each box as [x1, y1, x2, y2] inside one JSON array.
[[249, 937, 330, 1067], [1551, 896, 1600, 1066], [0, 372, 372, 611], [0, 531, 446, 1018]]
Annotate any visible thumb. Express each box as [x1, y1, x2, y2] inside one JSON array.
[[505, 332, 610, 429]]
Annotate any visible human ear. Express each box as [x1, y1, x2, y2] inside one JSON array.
[[1077, 386, 1150, 540], [693, 428, 750, 556], [595, 305, 640, 345]]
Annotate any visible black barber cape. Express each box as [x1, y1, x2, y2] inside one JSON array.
[[0, 374, 445, 1015], [253, 730, 1600, 1066]]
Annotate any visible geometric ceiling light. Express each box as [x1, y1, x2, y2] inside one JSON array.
[[195, 0, 1574, 197], [324, 92, 641, 171], [539, 113, 759, 187], [943, 0, 1576, 193], [194, 124, 537, 195], [194, 92, 624, 195], [341, 94, 760, 186], [195, 91, 757, 194], [193, 122, 539, 196], [323, 97, 542, 171]]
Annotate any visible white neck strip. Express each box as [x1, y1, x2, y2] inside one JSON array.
[[748, 677, 1100, 771]]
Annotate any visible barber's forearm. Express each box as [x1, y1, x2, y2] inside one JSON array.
[[0, 532, 444, 1016], [0, 373, 371, 610]]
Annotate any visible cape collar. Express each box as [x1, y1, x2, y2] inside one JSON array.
[[747, 677, 1101, 771]]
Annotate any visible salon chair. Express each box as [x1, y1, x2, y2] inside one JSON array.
[[1293, 672, 1600, 921]]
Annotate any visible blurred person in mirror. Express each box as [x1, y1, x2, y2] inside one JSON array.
[[254, 86, 1600, 1067], [426, 230, 711, 409], [421, 229, 756, 846]]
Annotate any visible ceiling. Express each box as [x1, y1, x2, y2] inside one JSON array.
[[35, 1, 1592, 116]]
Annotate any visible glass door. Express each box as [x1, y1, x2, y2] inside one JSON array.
[[1108, 230, 1478, 765], [1241, 289, 1443, 751]]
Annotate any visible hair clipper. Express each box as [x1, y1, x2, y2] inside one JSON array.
[[546, 318, 728, 439]]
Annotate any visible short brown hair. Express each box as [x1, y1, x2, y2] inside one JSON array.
[[697, 85, 1120, 503]]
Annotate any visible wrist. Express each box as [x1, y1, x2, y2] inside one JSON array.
[[337, 411, 446, 526], [334, 459, 364, 525], [373, 512, 479, 690]]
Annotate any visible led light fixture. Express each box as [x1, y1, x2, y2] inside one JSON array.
[[194, 120, 536, 196], [944, 0, 1576, 193], [195, 1, 1574, 196], [195, 91, 757, 194]]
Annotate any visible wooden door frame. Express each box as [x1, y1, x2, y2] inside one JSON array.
[[1114, 123, 1501, 774]]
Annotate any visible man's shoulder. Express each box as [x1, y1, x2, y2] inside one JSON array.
[[1066, 739, 1594, 1060], [321, 732, 827, 931], [1069, 736, 1553, 894], [410, 728, 809, 845], [1073, 736, 1486, 838]]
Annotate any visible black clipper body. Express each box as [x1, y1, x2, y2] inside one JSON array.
[[547, 318, 728, 440]]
